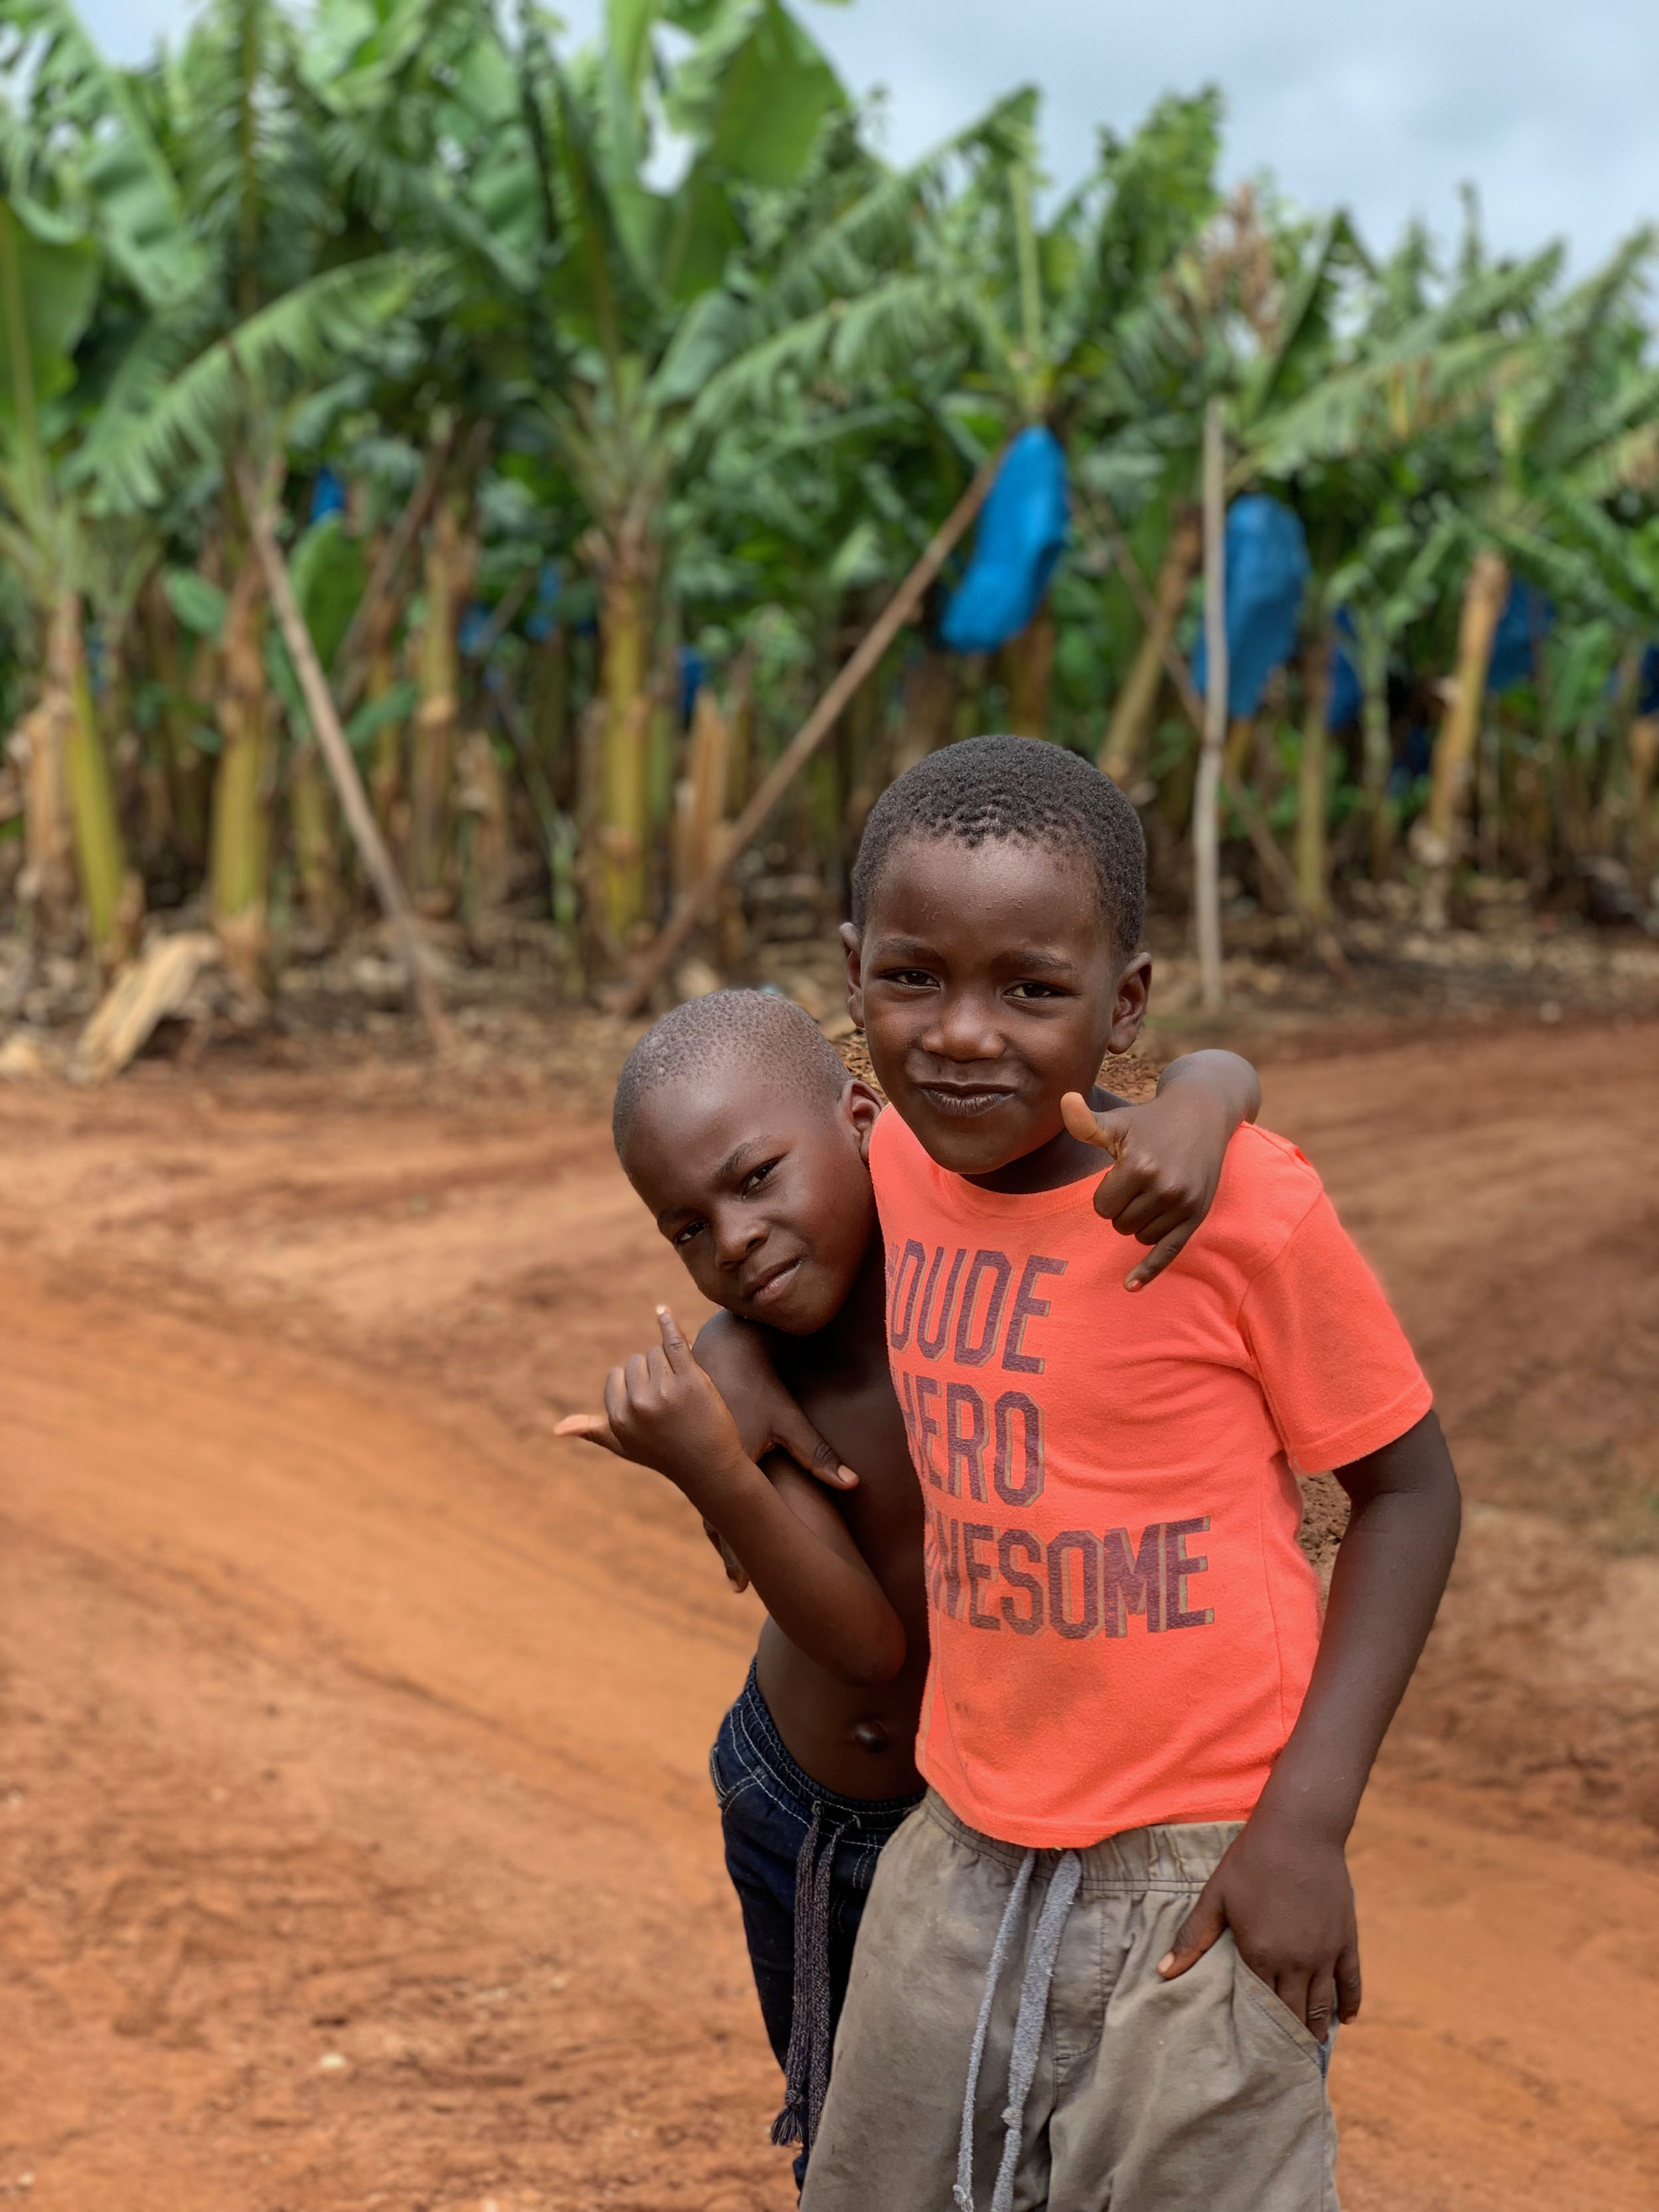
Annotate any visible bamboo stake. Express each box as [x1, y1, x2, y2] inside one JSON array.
[[1194, 401, 1228, 1012], [236, 459, 451, 1051], [613, 450, 1005, 1018], [1080, 484, 1351, 984]]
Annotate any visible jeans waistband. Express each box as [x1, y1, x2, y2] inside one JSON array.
[[730, 1662, 925, 1828], [922, 1789, 1244, 1895]]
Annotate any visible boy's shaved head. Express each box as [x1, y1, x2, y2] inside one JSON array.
[[613, 990, 850, 1158], [851, 734, 1146, 954]]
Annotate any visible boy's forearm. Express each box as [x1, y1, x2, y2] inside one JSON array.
[[1157, 1048, 1261, 1128], [691, 1451, 906, 1688], [1254, 1412, 1460, 1841]]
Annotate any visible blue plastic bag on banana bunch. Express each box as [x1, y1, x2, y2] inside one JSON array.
[[1190, 495, 1309, 716], [941, 427, 1070, 654]]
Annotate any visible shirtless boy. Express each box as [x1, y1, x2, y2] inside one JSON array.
[[559, 992, 1258, 2174]]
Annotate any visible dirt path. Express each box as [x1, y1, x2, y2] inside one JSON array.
[[1, 1021, 1656, 2210]]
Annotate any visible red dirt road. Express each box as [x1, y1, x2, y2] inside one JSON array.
[[2, 1020, 1657, 2210]]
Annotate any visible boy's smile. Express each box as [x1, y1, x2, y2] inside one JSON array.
[[843, 836, 1151, 1187], [620, 1074, 882, 1335]]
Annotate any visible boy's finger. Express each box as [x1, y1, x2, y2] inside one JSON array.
[[1304, 1971, 1338, 2044], [1124, 1218, 1197, 1291], [1273, 1968, 1313, 2033], [603, 1364, 630, 1436], [553, 1412, 624, 1455], [656, 1305, 692, 1368], [1158, 1881, 1225, 1978], [1336, 1945, 1362, 2023], [1106, 1182, 1173, 1240], [1091, 1155, 1151, 1225], [624, 1351, 650, 1400], [772, 1403, 860, 1490]]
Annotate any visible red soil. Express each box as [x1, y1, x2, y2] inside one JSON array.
[[1, 1017, 1656, 2210]]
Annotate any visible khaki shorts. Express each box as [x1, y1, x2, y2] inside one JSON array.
[[800, 1791, 1338, 2212]]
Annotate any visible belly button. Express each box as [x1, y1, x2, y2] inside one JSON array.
[[852, 1720, 890, 1755]]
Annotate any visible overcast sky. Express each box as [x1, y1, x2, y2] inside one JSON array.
[[82, 0, 1658, 274]]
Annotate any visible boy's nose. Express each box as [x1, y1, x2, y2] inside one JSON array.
[[712, 1208, 767, 1270], [924, 993, 1006, 1064]]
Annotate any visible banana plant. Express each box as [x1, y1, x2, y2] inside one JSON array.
[[525, 0, 860, 936], [1406, 230, 1659, 921], [0, 197, 139, 966], [66, 0, 435, 984]]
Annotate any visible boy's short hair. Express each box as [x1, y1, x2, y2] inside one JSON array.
[[850, 735, 1146, 955], [613, 989, 850, 1156]]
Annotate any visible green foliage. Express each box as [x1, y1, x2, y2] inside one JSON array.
[[1, 0, 1656, 967]]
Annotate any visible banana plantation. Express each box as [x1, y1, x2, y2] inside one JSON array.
[[3, 0, 1658, 1034]]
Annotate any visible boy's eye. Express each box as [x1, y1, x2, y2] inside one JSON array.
[[878, 966, 937, 989], [1008, 980, 1066, 1000], [672, 1219, 705, 1248], [741, 1157, 782, 1195]]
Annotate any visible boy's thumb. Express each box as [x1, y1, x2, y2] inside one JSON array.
[[554, 1412, 623, 1455], [772, 1405, 859, 1489], [1158, 1882, 1226, 1980], [1060, 1090, 1118, 1151]]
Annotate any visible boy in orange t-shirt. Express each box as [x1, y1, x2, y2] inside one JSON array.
[[782, 735, 1461, 2212]]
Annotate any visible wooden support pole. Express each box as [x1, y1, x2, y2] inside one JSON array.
[[1194, 400, 1228, 1012], [236, 459, 452, 1052], [611, 449, 1005, 1019]]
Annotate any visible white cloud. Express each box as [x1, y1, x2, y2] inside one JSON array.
[[78, 0, 1659, 271]]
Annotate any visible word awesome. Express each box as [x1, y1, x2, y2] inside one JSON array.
[[928, 1512, 1215, 1641]]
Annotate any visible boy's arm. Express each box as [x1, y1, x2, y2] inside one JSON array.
[[1159, 1410, 1461, 2036], [694, 1308, 859, 1489], [1061, 1047, 1262, 1288], [556, 1309, 906, 1688]]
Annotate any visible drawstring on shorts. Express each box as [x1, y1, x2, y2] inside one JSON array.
[[772, 1802, 850, 2160], [953, 1848, 1084, 2212]]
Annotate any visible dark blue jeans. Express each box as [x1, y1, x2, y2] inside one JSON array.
[[710, 1666, 922, 2184]]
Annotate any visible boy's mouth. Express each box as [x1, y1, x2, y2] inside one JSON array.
[[745, 1254, 804, 1307], [915, 1083, 1019, 1120]]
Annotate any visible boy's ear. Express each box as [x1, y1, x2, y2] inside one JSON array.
[[839, 921, 865, 1031], [841, 1078, 883, 1161], [1108, 950, 1153, 1055]]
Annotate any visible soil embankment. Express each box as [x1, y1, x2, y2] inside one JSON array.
[[1, 1019, 1656, 2210]]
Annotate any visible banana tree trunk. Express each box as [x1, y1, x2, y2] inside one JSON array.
[[1416, 549, 1509, 930], [596, 555, 654, 940], [1100, 511, 1202, 785], [674, 687, 733, 899], [359, 525, 406, 840], [210, 542, 273, 992], [1629, 713, 1658, 889], [18, 614, 78, 942], [532, 625, 571, 808], [457, 729, 512, 926], [139, 576, 211, 870], [1002, 607, 1054, 739], [1356, 625, 1396, 881], [1295, 632, 1333, 921], [369, 651, 407, 845], [893, 648, 958, 779], [409, 492, 474, 907], [52, 589, 139, 970], [291, 739, 345, 930]]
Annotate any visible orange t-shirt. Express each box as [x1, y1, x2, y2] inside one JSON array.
[[869, 1108, 1432, 1850]]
